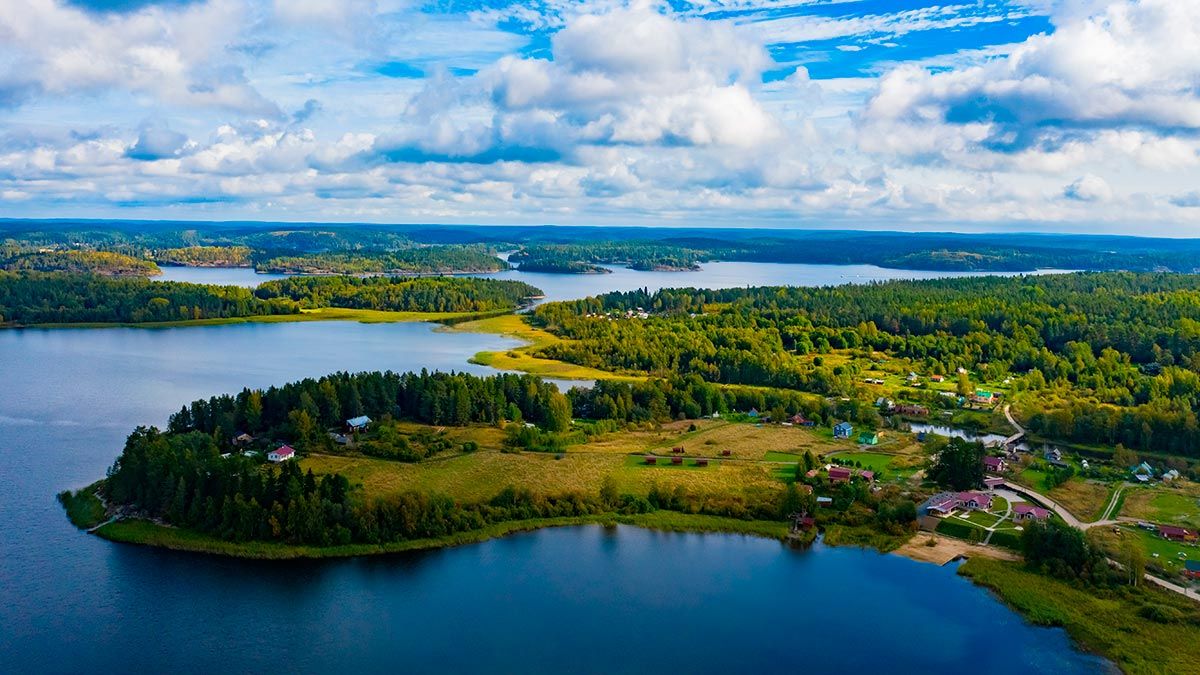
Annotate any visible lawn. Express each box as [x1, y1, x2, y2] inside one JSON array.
[[827, 451, 895, 472], [1093, 526, 1200, 576], [1123, 485, 1200, 529]]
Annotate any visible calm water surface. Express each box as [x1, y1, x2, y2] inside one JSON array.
[[1, 264, 1109, 673]]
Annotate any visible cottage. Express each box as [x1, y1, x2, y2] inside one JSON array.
[[747, 408, 760, 418], [346, 415, 372, 432], [267, 445, 296, 462], [1013, 504, 1050, 521], [956, 491, 993, 511], [859, 470, 875, 483], [1186, 560, 1200, 580], [858, 431, 880, 445], [1044, 447, 1063, 462], [983, 456, 1006, 472], [930, 374, 945, 383], [232, 432, 254, 447], [1159, 525, 1197, 542], [833, 422, 854, 439], [828, 466, 853, 482], [789, 413, 811, 426], [921, 492, 959, 516]]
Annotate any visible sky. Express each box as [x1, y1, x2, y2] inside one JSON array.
[[0, 0, 1198, 234]]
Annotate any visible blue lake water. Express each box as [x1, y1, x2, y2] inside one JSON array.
[[0, 263, 1111, 672]]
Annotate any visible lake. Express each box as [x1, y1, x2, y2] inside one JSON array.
[[0, 263, 1109, 672], [158, 261, 1074, 304]]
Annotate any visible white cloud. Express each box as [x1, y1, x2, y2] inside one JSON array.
[[1063, 173, 1112, 202]]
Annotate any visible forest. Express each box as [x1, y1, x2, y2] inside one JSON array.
[[253, 276, 540, 313], [0, 273, 541, 325], [531, 273, 1200, 457], [255, 246, 507, 275], [1, 249, 160, 277]]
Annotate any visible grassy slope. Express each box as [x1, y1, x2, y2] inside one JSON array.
[[451, 313, 643, 381], [57, 482, 107, 529], [27, 307, 484, 329], [94, 512, 790, 560], [960, 558, 1200, 674]]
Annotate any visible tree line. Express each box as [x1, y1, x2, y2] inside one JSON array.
[[532, 273, 1200, 457], [253, 275, 539, 313]]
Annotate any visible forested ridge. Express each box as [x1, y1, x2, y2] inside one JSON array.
[[533, 273, 1200, 457], [0, 273, 541, 325], [256, 245, 507, 275]]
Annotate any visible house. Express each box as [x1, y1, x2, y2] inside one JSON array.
[[983, 456, 1006, 472], [267, 445, 296, 462], [1013, 504, 1050, 521], [859, 470, 875, 483], [956, 491, 993, 511], [1159, 525, 1197, 542], [930, 374, 945, 383], [828, 466, 853, 482], [1185, 560, 1200, 580], [833, 422, 854, 439], [747, 408, 760, 418], [921, 492, 959, 516], [893, 404, 929, 416], [232, 432, 254, 447], [805, 469, 820, 479], [816, 496, 834, 508], [346, 415, 372, 432], [1044, 447, 1063, 462], [1133, 461, 1155, 477], [858, 431, 880, 445], [1162, 469, 1181, 482]]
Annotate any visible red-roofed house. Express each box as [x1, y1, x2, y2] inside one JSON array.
[[859, 470, 875, 483], [1013, 504, 1050, 521], [828, 466, 853, 482], [983, 456, 1006, 472], [956, 492, 993, 511], [268, 445, 296, 462], [1159, 525, 1197, 542]]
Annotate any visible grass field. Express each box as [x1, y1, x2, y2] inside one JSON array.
[[1122, 484, 1200, 529], [28, 307, 485, 329], [451, 314, 642, 381], [1092, 526, 1200, 576], [1045, 480, 1114, 522], [960, 558, 1200, 674]]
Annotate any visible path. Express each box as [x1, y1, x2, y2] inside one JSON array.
[[87, 516, 118, 533], [1002, 404, 1025, 446], [1098, 485, 1126, 522]]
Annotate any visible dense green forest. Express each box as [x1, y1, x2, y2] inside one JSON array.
[[10, 219, 1200, 272], [256, 246, 507, 275], [531, 273, 1200, 457], [0, 249, 160, 277], [154, 245, 252, 267], [253, 276, 539, 313], [0, 273, 541, 325]]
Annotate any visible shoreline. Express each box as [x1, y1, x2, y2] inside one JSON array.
[[87, 512, 798, 560], [4, 307, 503, 330]]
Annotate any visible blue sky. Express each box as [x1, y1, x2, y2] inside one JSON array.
[[1, 0, 1198, 234]]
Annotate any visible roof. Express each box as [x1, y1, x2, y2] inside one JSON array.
[[1186, 560, 1200, 572], [1159, 525, 1192, 537], [859, 470, 874, 480], [922, 492, 958, 512], [983, 456, 1003, 467], [1013, 504, 1050, 518], [347, 415, 372, 426], [828, 466, 852, 478], [834, 421, 853, 431], [957, 491, 992, 505], [272, 444, 295, 457]]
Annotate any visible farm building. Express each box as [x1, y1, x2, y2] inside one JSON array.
[[1159, 525, 1197, 543], [267, 445, 296, 462], [828, 466, 853, 482]]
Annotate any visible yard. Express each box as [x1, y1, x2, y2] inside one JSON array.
[[1122, 484, 1200, 529]]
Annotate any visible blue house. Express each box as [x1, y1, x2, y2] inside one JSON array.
[[346, 415, 372, 432], [833, 422, 854, 439]]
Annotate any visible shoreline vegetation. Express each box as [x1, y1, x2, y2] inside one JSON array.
[[0, 273, 541, 328]]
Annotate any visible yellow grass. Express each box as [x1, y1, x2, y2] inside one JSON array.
[[1046, 479, 1113, 521], [1121, 481, 1200, 528], [581, 418, 846, 460], [448, 313, 643, 381]]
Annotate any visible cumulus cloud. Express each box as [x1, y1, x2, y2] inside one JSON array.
[[860, 0, 1200, 161], [125, 121, 191, 160], [1063, 174, 1111, 202], [0, 0, 279, 115]]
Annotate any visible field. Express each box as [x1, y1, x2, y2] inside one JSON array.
[[300, 418, 884, 506], [451, 314, 640, 381], [1046, 480, 1116, 521], [1122, 483, 1200, 529], [1091, 526, 1200, 578], [960, 558, 1200, 675]]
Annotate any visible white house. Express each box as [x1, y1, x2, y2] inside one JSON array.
[[268, 445, 296, 462]]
